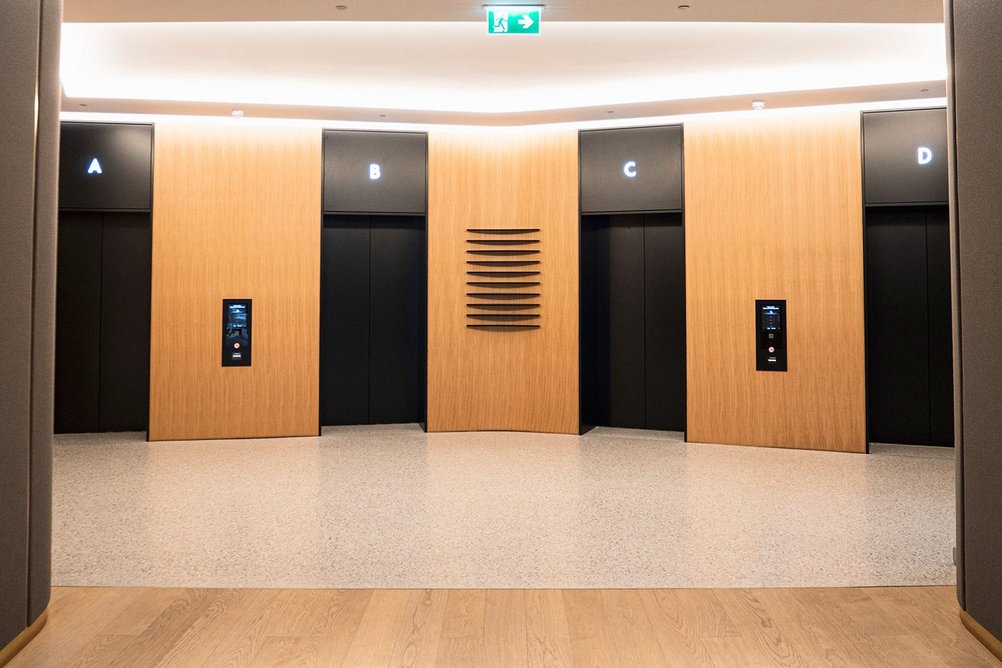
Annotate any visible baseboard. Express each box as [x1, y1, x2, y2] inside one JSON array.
[[961, 609, 1002, 662], [0, 610, 48, 667]]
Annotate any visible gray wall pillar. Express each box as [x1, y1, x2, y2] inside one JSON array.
[[0, 0, 61, 652], [948, 0, 1002, 645]]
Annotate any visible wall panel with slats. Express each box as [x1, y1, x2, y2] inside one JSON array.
[[427, 130, 578, 434]]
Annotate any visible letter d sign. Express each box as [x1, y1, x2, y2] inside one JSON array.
[[917, 147, 933, 165], [369, 163, 382, 180]]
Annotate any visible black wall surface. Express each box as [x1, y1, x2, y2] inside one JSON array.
[[949, 0, 1002, 642], [580, 126, 683, 214], [323, 130, 427, 215], [865, 206, 953, 446], [0, 0, 60, 652], [580, 214, 686, 432], [320, 215, 427, 426], [59, 122, 153, 212], [54, 212, 152, 434]]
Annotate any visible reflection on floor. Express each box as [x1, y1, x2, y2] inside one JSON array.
[[10, 586, 995, 668], [53, 426, 955, 589]]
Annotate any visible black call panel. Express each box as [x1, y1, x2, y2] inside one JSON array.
[[863, 108, 948, 206], [579, 125, 683, 214], [59, 122, 153, 211], [323, 130, 427, 215], [756, 300, 787, 372], [222, 299, 252, 367]]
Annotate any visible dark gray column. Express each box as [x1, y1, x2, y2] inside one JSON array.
[[948, 0, 1002, 642], [0, 0, 61, 650]]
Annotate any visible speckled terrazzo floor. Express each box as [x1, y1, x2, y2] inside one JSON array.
[[52, 426, 956, 589]]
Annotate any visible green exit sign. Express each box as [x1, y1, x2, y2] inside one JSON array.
[[487, 6, 541, 35]]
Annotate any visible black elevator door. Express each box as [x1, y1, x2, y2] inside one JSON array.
[[865, 205, 953, 446], [320, 215, 426, 426], [581, 213, 686, 431], [55, 212, 151, 433]]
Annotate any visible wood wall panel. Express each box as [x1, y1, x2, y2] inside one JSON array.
[[427, 130, 578, 433], [149, 124, 321, 441], [684, 110, 866, 452]]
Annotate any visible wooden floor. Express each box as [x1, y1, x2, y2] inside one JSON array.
[[7, 586, 997, 667]]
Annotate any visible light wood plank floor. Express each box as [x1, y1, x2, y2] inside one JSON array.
[[7, 586, 997, 667]]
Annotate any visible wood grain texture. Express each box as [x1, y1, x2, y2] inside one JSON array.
[[148, 123, 321, 441], [427, 129, 579, 434], [684, 110, 867, 452], [7, 586, 997, 668]]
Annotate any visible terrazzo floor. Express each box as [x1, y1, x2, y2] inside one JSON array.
[[53, 426, 956, 589]]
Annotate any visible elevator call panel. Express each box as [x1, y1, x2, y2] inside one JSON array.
[[222, 299, 252, 367], [756, 300, 787, 372]]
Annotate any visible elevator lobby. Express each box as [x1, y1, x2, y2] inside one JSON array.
[[2, 1, 1001, 666]]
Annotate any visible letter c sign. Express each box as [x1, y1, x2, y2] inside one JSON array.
[[623, 161, 638, 178]]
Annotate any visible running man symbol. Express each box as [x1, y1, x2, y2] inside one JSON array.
[[492, 11, 509, 33]]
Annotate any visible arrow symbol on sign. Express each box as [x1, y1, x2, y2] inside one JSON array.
[[518, 14, 534, 30]]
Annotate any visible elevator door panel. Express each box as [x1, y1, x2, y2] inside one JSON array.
[[581, 213, 685, 432], [369, 218, 425, 424], [55, 212, 151, 433], [925, 206, 954, 446], [321, 218, 370, 425], [601, 217, 646, 428], [98, 213, 152, 432], [866, 208, 931, 445], [54, 213, 103, 433], [645, 216, 687, 431]]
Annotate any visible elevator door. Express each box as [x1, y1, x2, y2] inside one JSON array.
[[581, 213, 685, 431], [320, 215, 426, 426], [865, 205, 953, 446], [55, 212, 152, 433]]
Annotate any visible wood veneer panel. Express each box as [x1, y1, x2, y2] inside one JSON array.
[[427, 130, 578, 434], [684, 110, 866, 452], [149, 124, 321, 440]]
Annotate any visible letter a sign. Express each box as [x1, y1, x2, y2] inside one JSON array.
[[87, 157, 103, 175]]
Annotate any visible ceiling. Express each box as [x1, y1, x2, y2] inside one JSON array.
[[64, 0, 944, 24], [59, 2, 948, 127]]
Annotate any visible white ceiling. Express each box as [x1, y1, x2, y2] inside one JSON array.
[[64, 0, 944, 24], [60, 20, 948, 125]]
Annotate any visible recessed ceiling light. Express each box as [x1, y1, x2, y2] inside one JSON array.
[[678, 4, 690, 9], [751, 99, 766, 110], [231, 108, 244, 118], [335, 4, 348, 10], [920, 88, 930, 92], [607, 110, 615, 114], [79, 103, 88, 107], [378, 113, 387, 117]]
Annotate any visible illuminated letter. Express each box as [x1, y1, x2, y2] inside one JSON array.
[[917, 147, 933, 165], [369, 163, 382, 180], [87, 157, 103, 175], [623, 161, 637, 178]]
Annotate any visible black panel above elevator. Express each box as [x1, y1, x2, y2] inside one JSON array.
[[59, 122, 153, 212], [863, 108, 948, 207], [323, 130, 427, 215], [580, 125, 683, 214]]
